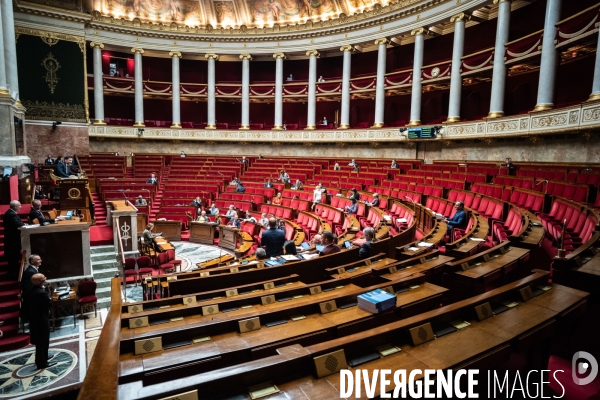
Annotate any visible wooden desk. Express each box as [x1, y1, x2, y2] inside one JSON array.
[[453, 247, 529, 286], [154, 238, 174, 252], [153, 221, 182, 241], [51, 287, 77, 331], [219, 226, 239, 251], [189, 222, 216, 245]]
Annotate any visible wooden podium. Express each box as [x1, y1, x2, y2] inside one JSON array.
[[19, 219, 92, 283], [57, 178, 93, 222], [189, 222, 217, 245], [153, 220, 182, 241], [107, 200, 139, 258], [220, 226, 240, 251]]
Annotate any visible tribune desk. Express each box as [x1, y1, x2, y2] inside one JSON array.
[[19, 218, 91, 282], [189, 222, 217, 245], [108, 200, 139, 258]]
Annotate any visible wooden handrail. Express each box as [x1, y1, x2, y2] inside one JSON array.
[[77, 278, 122, 400]]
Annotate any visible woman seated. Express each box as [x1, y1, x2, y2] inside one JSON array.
[[272, 193, 283, 205], [291, 179, 304, 190]]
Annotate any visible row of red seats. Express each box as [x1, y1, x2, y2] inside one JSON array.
[[386, 202, 415, 231], [359, 208, 383, 230], [543, 180, 588, 203], [425, 197, 456, 219], [508, 188, 545, 213], [494, 175, 534, 190], [314, 204, 343, 233], [214, 199, 255, 213], [492, 208, 524, 242], [218, 193, 266, 205], [225, 186, 276, 198], [279, 198, 311, 212], [296, 212, 322, 239], [360, 193, 389, 209], [281, 189, 312, 202], [259, 204, 293, 220], [517, 169, 570, 181], [471, 183, 512, 202], [538, 198, 597, 250]]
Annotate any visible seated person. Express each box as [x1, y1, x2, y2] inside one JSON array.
[[321, 117, 328, 126], [286, 73, 293, 81], [358, 227, 375, 259], [367, 193, 380, 207], [236, 182, 246, 193], [283, 240, 297, 255], [333, 162, 341, 171], [272, 193, 283, 205], [348, 159, 358, 168], [180, 151, 186, 157], [228, 216, 241, 229], [196, 211, 210, 223], [142, 223, 161, 244], [345, 199, 358, 214], [317, 76, 325, 82], [212, 212, 221, 224], [318, 231, 341, 256], [230, 176, 240, 186], [147, 173, 158, 184], [44, 155, 54, 165], [309, 234, 323, 248], [348, 188, 360, 202], [191, 196, 202, 209], [29, 200, 63, 224], [135, 195, 147, 206], [445, 201, 467, 234], [505, 157, 516, 175], [225, 205, 238, 219], [244, 211, 257, 224], [264, 179, 274, 188], [390, 159, 398, 169], [311, 184, 322, 210], [259, 213, 269, 228], [34, 185, 47, 200], [291, 179, 303, 190], [277, 218, 286, 231], [278, 169, 290, 184], [208, 204, 219, 215], [53, 156, 77, 178], [256, 248, 268, 260], [240, 156, 247, 164]]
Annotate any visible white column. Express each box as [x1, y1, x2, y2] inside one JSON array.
[[339, 45, 353, 129], [373, 38, 389, 128], [240, 54, 252, 129], [488, 0, 512, 118], [273, 53, 285, 130], [535, 0, 562, 111], [170, 51, 182, 128], [589, 30, 600, 101], [131, 48, 145, 127], [446, 13, 469, 123], [205, 53, 218, 129], [2, 0, 19, 102], [409, 29, 426, 126], [0, 5, 8, 96], [306, 50, 319, 130], [90, 42, 105, 124]]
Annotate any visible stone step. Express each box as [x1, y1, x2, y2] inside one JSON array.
[[91, 258, 121, 271], [95, 276, 115, 289], [91, 245, 115, 254], [90, 252, 116, 262], [93, 267, 119, 280]]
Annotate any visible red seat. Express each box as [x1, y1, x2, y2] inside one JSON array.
[[78, 280, 98, 318]]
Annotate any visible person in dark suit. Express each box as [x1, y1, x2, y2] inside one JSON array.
[[29, 200, 62, 225], [445, 201, 467, 234], [44, 155, 54, 165], [348, 188, 360, 202], [146, 173, 158, 184], [236, 182, 246, 193], [260, 218, 286, 258], [53, 156, 76, 178], [29, 273, 56, 370], [3, 201, 25, 278], [34, 186, 47, 200], [19, 254, 42, 322], [358, 228, 374, 259], [367, 193, 380, 207], [390, 159, 398, 169], [264, 179, 273, 188], [318, 231, 341, 256], [505, 157, 516, 176]]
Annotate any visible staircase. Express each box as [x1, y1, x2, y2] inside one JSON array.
[[91, 245, 121, 309], [92, 192, 107, 225], [149, 165, 169, 221]]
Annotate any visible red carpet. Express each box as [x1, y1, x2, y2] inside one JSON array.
[[90, 225, 114, 246]]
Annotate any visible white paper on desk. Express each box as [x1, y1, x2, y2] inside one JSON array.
[[383, 216, 392, 221], [407, 247, 420, 251], [397, 218, 407, 223], [22, 224, 40, 229], [280, 255, 299, 261], [301, 253, 319, 260], [470, 238, 485, 242], [418, 242, 434, 247]]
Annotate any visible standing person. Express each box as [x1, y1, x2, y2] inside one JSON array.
[[19, 255, 43, 322], [278, 169, 290, 184], [260, 218, 286, 257], [311, 184, 322, 210], [333, 162, 341, 171], [390, 159, 398, 169], [505, 157, 516, 175], [3, 201, 25, 278], [29, 274, 55, 370]]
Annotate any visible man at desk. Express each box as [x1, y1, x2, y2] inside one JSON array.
[[319, 231, 340, 256], [44, 155, 54, 165], [260, 218, 286, 257], [143, 223, 161, 244], [196, 211, 210, 223], [445, 201, 467, 234], [135, 196, 147, 207], [54, 156, 77, 178], [29, 200, 64, 225]]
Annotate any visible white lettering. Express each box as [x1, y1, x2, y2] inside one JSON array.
[[393, 370, 406, 398], [409, 369, 422, 398], [363, 369, 378, 398], [340, 370, 353, 397], [355, 369, 361, 398], [454, 369, 466, 399], [468, 370, 479, 398], [526, 370, 539, 398], [511, 371, 525, 399], [437, 370, 453, 398], [493, 371, 509, 397], [423, 369, 435, 398], [553, 370, 565, 399], [540, 370, 551, 399], [380, 369, 391, 398]]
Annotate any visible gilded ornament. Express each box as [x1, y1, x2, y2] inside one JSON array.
[[67, 188, 82, 200], [41, 53, 61, 94]]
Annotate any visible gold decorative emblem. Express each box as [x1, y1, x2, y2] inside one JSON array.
[[67, 188, 81, 200], [431, 67, 440, 78], [42, 53, 61, 94]]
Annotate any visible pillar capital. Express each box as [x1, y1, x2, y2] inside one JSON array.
[[306, 50, 320, 57], [273, 52, 286, 59], [169, 51, 182, 58], [131, 48, 144, 54], [374, 38, 390, 46], [450, 12, 471, 23], [205, 53, 219, 60], [90, 42, 104, 49], [410, 27, 429, 36], [239, 54, 253, 61], [339, 45, 353, 52], [493, 0, 512, 4]]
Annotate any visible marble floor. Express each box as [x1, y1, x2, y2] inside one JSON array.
[[0, 310, 106, 399]]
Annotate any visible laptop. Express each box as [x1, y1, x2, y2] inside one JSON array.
[[344, 240, 352, 249], [301, 242, 311, 250], [315, 244, 325, 252], [65, 210, 74, 220]]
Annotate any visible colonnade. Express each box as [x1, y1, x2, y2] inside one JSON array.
[[0, 0, 20, 102], [91, 0, 600, 129]]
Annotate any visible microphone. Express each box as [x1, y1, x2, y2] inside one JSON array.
[[217, 170, 224, 176], [309, 161, 315, 166], [534, 179, 548, 187], [404, 195, 418, 205]]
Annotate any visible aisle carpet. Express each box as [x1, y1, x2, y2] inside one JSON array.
[[90, 226, 114, 246]]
